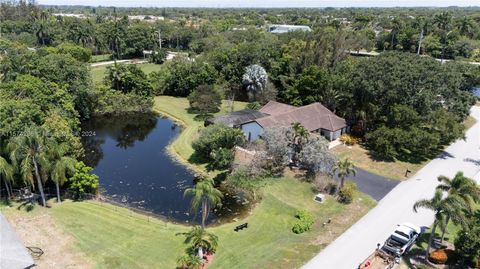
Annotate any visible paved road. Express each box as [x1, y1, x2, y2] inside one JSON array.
[[303, 106, 480, 269], [342, 168, 399, 201]]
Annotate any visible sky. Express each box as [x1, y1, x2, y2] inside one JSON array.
[[37, 0, 480, 8]]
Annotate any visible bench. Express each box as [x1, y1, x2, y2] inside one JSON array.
[[234, 223, 248, 232]]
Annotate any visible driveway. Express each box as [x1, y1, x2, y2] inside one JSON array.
[[341, 168, 399, 201], [303, 106, 480, 269]]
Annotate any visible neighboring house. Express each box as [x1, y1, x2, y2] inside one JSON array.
[[268, 24, 312, 34], [207, 101, 348, 142]]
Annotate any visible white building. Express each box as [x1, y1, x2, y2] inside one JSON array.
[[268, 24, 312, 34]]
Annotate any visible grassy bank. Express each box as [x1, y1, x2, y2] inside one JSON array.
[[153, 96, 247, 173], [2, 177, 375, 269]]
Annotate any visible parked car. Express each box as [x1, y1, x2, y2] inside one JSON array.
[[382, 223, 421, 256]]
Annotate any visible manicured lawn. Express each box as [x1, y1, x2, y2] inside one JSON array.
[[334, 115, 477, 180], [2, 177, 375, 269], [90, 63, 164, 84], [153, 96, 248, 173], [333, 144, 426, 180]]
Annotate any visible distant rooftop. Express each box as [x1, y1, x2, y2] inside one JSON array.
[[0, 213, 35, 269], [268, 24, 312, 34]]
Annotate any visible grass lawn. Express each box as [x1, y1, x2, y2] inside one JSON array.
[[2, 177, 375, 269], [90, 54, 111, 63], [333, 115, 477, 180], [153, 96, 248, 173], [90, 63, 164, 84]]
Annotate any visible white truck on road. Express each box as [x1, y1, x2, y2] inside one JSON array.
[[358, 223, 421, 269]]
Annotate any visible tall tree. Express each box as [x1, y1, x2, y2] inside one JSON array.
[[179, 226, 218, 259], [242, 64, 268, 102], [42, 142, 76, 203], [0, 156, 14, 200], [433, 12, 453, 60], [184, 178, 223, 229], [436, 171, 479, 242], [8, 127, 49, 206], [333, 158, 356, 192], [413, 189, 466, 260]]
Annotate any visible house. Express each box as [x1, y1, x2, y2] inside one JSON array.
[[205, 109, 269, 142], [268, 24, 312, 34], [207, 101, 348, 142]]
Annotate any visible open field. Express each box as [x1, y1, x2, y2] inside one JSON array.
[[153, 96, 248, 173], [333, 115, 477, 180], [90, 63, 163, 84], [1, 177, 375, 269]]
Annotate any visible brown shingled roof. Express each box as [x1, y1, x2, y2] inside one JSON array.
[[256, 102, 346, 132], [259, 100, 297, 116]]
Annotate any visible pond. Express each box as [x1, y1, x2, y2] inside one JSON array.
[[81, 113, 249, 225]]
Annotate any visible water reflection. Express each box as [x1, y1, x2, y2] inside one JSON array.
[[81, 113, 249, 224]]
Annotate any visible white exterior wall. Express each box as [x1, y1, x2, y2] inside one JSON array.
[[240, 122, 264, 142], [319, 127, 347, 141]]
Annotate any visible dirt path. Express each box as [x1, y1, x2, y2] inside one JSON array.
[[6, 209, 92, 269]]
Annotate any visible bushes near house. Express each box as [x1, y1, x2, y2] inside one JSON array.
[[339, 134, 358, 146], [312, 173, 338, 195], [428, 249, 454, 264], [338, 182, 357, 204], [292, 209, 315, 234], [192, 124, 246, 169]]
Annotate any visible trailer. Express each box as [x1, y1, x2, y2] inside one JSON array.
[[358, 249, 399, 269]]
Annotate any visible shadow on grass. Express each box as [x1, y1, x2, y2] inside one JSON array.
[[363, 142, 447, 165]]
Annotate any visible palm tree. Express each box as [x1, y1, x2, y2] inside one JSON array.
[[179, 226, 219, 259], [291, 122, 309, 155], [242, 64, 268, 102], [0, 156, 14, 200], [184, 178, 223, 229], [177, 254, 202, 269], [457, 17, 474, 38], [333, 158, 356, 192], [8, 127, 49, 206], [433, 12, 453, 60], [436, 172, 479, 242], [42, 142, 76, 203], [413, 189, 466, 260]]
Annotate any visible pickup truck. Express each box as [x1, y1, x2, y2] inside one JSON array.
[[358, 248, 399, 269], [382, 223, 421, 256], [358, 223, 421, 269]]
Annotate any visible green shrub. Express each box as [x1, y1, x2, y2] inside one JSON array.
[[68, 162, 99, 198], [188, 84, 221, 115], [246, 102, 261, 110], [209, 147, 234, 169], [454, 220, 480, 266], [57, 42, 92, 62], [292, 209, 315, 234], [193, 124, 246, 160], [338, 182, 357, 204]]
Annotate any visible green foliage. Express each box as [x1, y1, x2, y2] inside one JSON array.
[[105, 63, 153, 96], [187, 85, 222, 115], [209, 148, 234, 170], [57, 42, 92, 62], [454, 218, 480, 266], [338, 182, 357, 204], [292, 209, 315, 234], [150, 49, 167, 64], [246, 102, 261, 110], [68, 161, 99, 197], [192, 124, 246, 163], [163, 58, 219, 97], [91, 84, 153, 116]]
